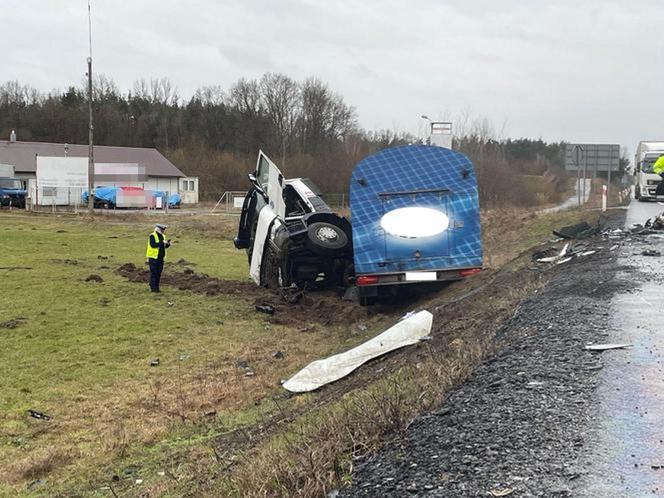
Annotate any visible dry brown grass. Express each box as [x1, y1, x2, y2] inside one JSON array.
[[6, 446, 74, 484], [209, 253, 546, 497]]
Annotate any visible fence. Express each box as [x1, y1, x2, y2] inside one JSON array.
[[211, 191, 348, 214], [21, 186, 175, 214]]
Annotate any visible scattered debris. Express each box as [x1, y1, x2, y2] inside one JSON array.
[[0, 266, 32, 270], [27, 479, 47, 491], [272, 351, 285, 359], [283, 310, 433, 393], [178, 353, 189, 361], [489, 488, 515, 497], [553, 221, 596, 239], [236, 360, 249, 369], [97, 255, 109, 260], [641, 249, 661, 257], [0, 317, 26, 329], [27, 409, 52, 421], [585, 343, 632, 351], [85, 274, 104, 283], [99, 298, 111, 306], [150, 358, 160, 367], [167, 301, 175, 306], [55, 229, 67, 233], [255, 304, 276, 315]]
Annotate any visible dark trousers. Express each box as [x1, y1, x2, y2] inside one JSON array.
[[657, 174, 664, 196], [148, 258, 164, 292]]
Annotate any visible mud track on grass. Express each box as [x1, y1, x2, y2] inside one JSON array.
[[115, 263, 379, 327]]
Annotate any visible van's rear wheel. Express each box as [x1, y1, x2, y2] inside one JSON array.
[[305, 222, 349, 256]]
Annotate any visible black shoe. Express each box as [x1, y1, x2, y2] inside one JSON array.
[[151, 289, 160, 293]]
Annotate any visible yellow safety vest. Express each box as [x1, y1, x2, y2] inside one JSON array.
[[654, 156, 664, 175], [146, 231, 166, 260]]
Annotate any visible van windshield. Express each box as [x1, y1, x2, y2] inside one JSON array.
[[0, 179, 22, 189]]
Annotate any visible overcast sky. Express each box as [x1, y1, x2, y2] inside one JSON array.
[[3, 0, 664, 156]]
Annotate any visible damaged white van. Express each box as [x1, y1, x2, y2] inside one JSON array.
[[234, 151, 353, 291]]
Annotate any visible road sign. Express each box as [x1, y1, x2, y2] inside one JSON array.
[[564, 144, 620, 172]]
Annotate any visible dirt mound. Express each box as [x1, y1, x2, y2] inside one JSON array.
[[116, 263, 378, 327], [85, 274, 104, 283], [255, 291, 375, 327], [115, 263, 258, 296], [0, 317, 26, 329]]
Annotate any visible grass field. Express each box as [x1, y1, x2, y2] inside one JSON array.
[[0, 207, 602, 497], [0, 213, 377, 496]]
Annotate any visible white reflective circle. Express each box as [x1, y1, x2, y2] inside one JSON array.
[[380, 207, 449, 238]]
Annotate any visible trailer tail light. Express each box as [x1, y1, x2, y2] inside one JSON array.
[[459, 268, 482, 277], [356, 275, 380, 286]]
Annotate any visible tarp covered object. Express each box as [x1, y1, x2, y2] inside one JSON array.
[[283, 310, 433, 393], [350, 145, 482, 275], [82, 186, 120, 205], [168, 193, 181, 208]]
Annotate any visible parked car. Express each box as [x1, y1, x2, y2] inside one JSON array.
[[234, 151, 352, 291], [0, 177, 26, 208]]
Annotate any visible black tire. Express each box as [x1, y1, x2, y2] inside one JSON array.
[[305, 222, 349, 256]]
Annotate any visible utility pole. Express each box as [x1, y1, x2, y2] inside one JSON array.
[[87, 0, 95, 212]]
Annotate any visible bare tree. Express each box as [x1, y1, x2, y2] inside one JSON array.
[[259, 73, 300, 164]]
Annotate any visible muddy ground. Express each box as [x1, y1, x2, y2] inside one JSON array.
[[115, 262, 379, 328], [339, 213, 632, 497]]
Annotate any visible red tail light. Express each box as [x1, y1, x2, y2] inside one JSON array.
[[459, 268, 482, 277], [356, 275, 380, 286]]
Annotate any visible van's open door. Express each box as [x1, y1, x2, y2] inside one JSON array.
[[255, 151, 286, 219]]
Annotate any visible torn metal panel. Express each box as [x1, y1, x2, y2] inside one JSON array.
[[283, 310, 433, 393], [584, 343, 632, 351]]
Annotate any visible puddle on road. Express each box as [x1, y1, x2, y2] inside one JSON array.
[[578, 241, 664, 497]]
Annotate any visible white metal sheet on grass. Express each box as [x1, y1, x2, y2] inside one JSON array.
[[283, 310, 433, 393]]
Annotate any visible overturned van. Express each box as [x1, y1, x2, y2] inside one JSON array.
[[350, 145, 483, 299]]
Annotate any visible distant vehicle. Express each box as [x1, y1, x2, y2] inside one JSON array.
[[235, 146, 483, 303], [634, 141, 664, 201], [350, 145, 483, 302], [0, 177, 26, 208], [234, 151, 352, 291]]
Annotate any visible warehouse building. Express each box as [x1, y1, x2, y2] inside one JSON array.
[[0, 137, 198, 203]]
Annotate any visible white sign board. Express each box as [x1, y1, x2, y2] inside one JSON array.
[[36, 157, 88, 188], [430, 122, 453, 149], [233, 196, 245, 208]]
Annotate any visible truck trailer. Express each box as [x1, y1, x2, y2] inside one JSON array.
[[634, 141, 664, 201]]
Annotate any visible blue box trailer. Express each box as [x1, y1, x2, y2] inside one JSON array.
[[350, 145, 483, 296]]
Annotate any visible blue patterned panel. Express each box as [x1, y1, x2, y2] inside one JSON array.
[[350, 145, 482, 275]]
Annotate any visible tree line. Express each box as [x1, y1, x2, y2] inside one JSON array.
[[0, 75, 570, 206]]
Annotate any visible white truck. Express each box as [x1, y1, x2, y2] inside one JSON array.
[[634, 141, 664, 201]]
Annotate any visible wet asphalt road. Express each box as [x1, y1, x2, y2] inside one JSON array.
[[577, 198, 664, 497]]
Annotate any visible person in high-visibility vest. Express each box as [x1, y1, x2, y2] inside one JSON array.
[[655, 155, 664, 197], [146, 223, 171, 292]]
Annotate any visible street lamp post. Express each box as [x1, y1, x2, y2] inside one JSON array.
[[420, 115, 432, 144]]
